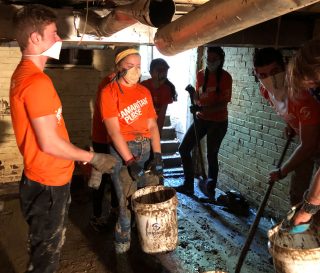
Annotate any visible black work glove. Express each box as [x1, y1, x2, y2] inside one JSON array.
[[90, 153, 117, 174], [189, 105, 202, 114], [147, 152, 164, 177], [126, 159, 144, 181], [185, 84, 195, 95]]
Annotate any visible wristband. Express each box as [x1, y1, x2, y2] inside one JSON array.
[[302, 190, 320, 215]]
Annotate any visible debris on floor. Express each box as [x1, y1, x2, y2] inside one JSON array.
[[0, 177, 275, 273]]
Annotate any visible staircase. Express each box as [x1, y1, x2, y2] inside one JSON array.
[[161, 116, 184, 179]]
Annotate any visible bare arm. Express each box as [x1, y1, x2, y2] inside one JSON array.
[[307, 169, 320, 205], [148, 118, 161, 153], [281, 124, 320, 176], [293, 167, 320, 225], [31, 114, 93, 162], [104, 117, 133, 161]]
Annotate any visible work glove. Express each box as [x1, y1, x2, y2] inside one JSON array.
[[126, 159, 145, 181], [88, 168, 102, 190], [189, 104, 202, 114], [185, 84, 195, 95], [147, 152, 164, 177], [90, 153, 117, 174]]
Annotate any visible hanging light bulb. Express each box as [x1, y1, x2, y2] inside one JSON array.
[[73, 12, 81, 37]]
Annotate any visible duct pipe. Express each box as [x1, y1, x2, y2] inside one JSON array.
[[154, 0, 320, 56], [97, 0, 175, 37]]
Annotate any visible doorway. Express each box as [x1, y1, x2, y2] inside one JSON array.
[[140, 45, 197, 141]]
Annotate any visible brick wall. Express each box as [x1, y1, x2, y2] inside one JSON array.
[[217, 47, 297, 216]]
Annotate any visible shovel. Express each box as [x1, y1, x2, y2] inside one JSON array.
[[234, 135, 292, 273], [185, 84, 207, 181]]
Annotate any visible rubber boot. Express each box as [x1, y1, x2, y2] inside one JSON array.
[[173, 179, 194, 195], [206, 179, 217, 200], [199, 178, 216, 201]]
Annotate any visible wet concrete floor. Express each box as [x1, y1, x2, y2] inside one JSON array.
[[0, 177, 275, 273]]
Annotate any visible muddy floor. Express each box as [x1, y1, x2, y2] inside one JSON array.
[[0, 177, 276, 273]]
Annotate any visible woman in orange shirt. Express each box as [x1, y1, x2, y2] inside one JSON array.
[[99, 47, 163, 254], [141, 58, 177, 135], [175, 47, 232, 201]]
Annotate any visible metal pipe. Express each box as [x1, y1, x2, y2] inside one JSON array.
[[97, 0, 175, 37], [154, 0, 320, 56]]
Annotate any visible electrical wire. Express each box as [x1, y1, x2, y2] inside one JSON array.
[[77, 0, 89, 45]]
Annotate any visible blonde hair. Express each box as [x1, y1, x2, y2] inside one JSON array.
[[288, 40, 320, 97]]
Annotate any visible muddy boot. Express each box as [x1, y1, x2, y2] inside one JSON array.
[[173, 179, 194, 195], [199, 178, 216, 201], [206, 179, 217, 200], [114, 221, 131, 254], [114, 210, 131, 254]]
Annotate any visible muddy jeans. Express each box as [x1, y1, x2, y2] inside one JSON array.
[[179, 119, 228, 189], [110, 139, 152, 245], [19, 173, 71, 273]]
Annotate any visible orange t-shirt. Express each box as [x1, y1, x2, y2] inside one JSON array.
[[140, 78, 173, 107], [260, 86, 320, 134], [196, 69, 232, 121], [100, 81, 157, 142], [10, 59, 74, 186], [91, 73, 115, 144]]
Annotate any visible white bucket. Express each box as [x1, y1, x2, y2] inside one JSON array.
[[131, 185, 178, 253], [268, 224, 320, 273]]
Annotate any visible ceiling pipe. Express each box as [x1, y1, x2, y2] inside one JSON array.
[[154, 0, 320, 56], [95, 0, 175, 37]]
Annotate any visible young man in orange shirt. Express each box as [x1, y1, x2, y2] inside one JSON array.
[[253, 47, 320, 206], [10, 5, 116, 272], [100, 47, 163, 253]]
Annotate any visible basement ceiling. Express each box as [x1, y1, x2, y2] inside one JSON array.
[[1, 0, 320, 55]]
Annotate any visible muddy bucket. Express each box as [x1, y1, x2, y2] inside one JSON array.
[[268, 224, 320, 273], [131, 185, 178, 253]]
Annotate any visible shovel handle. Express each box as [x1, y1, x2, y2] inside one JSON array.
[[185, 84, 207, 180], [234, 136, 292, 273]]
